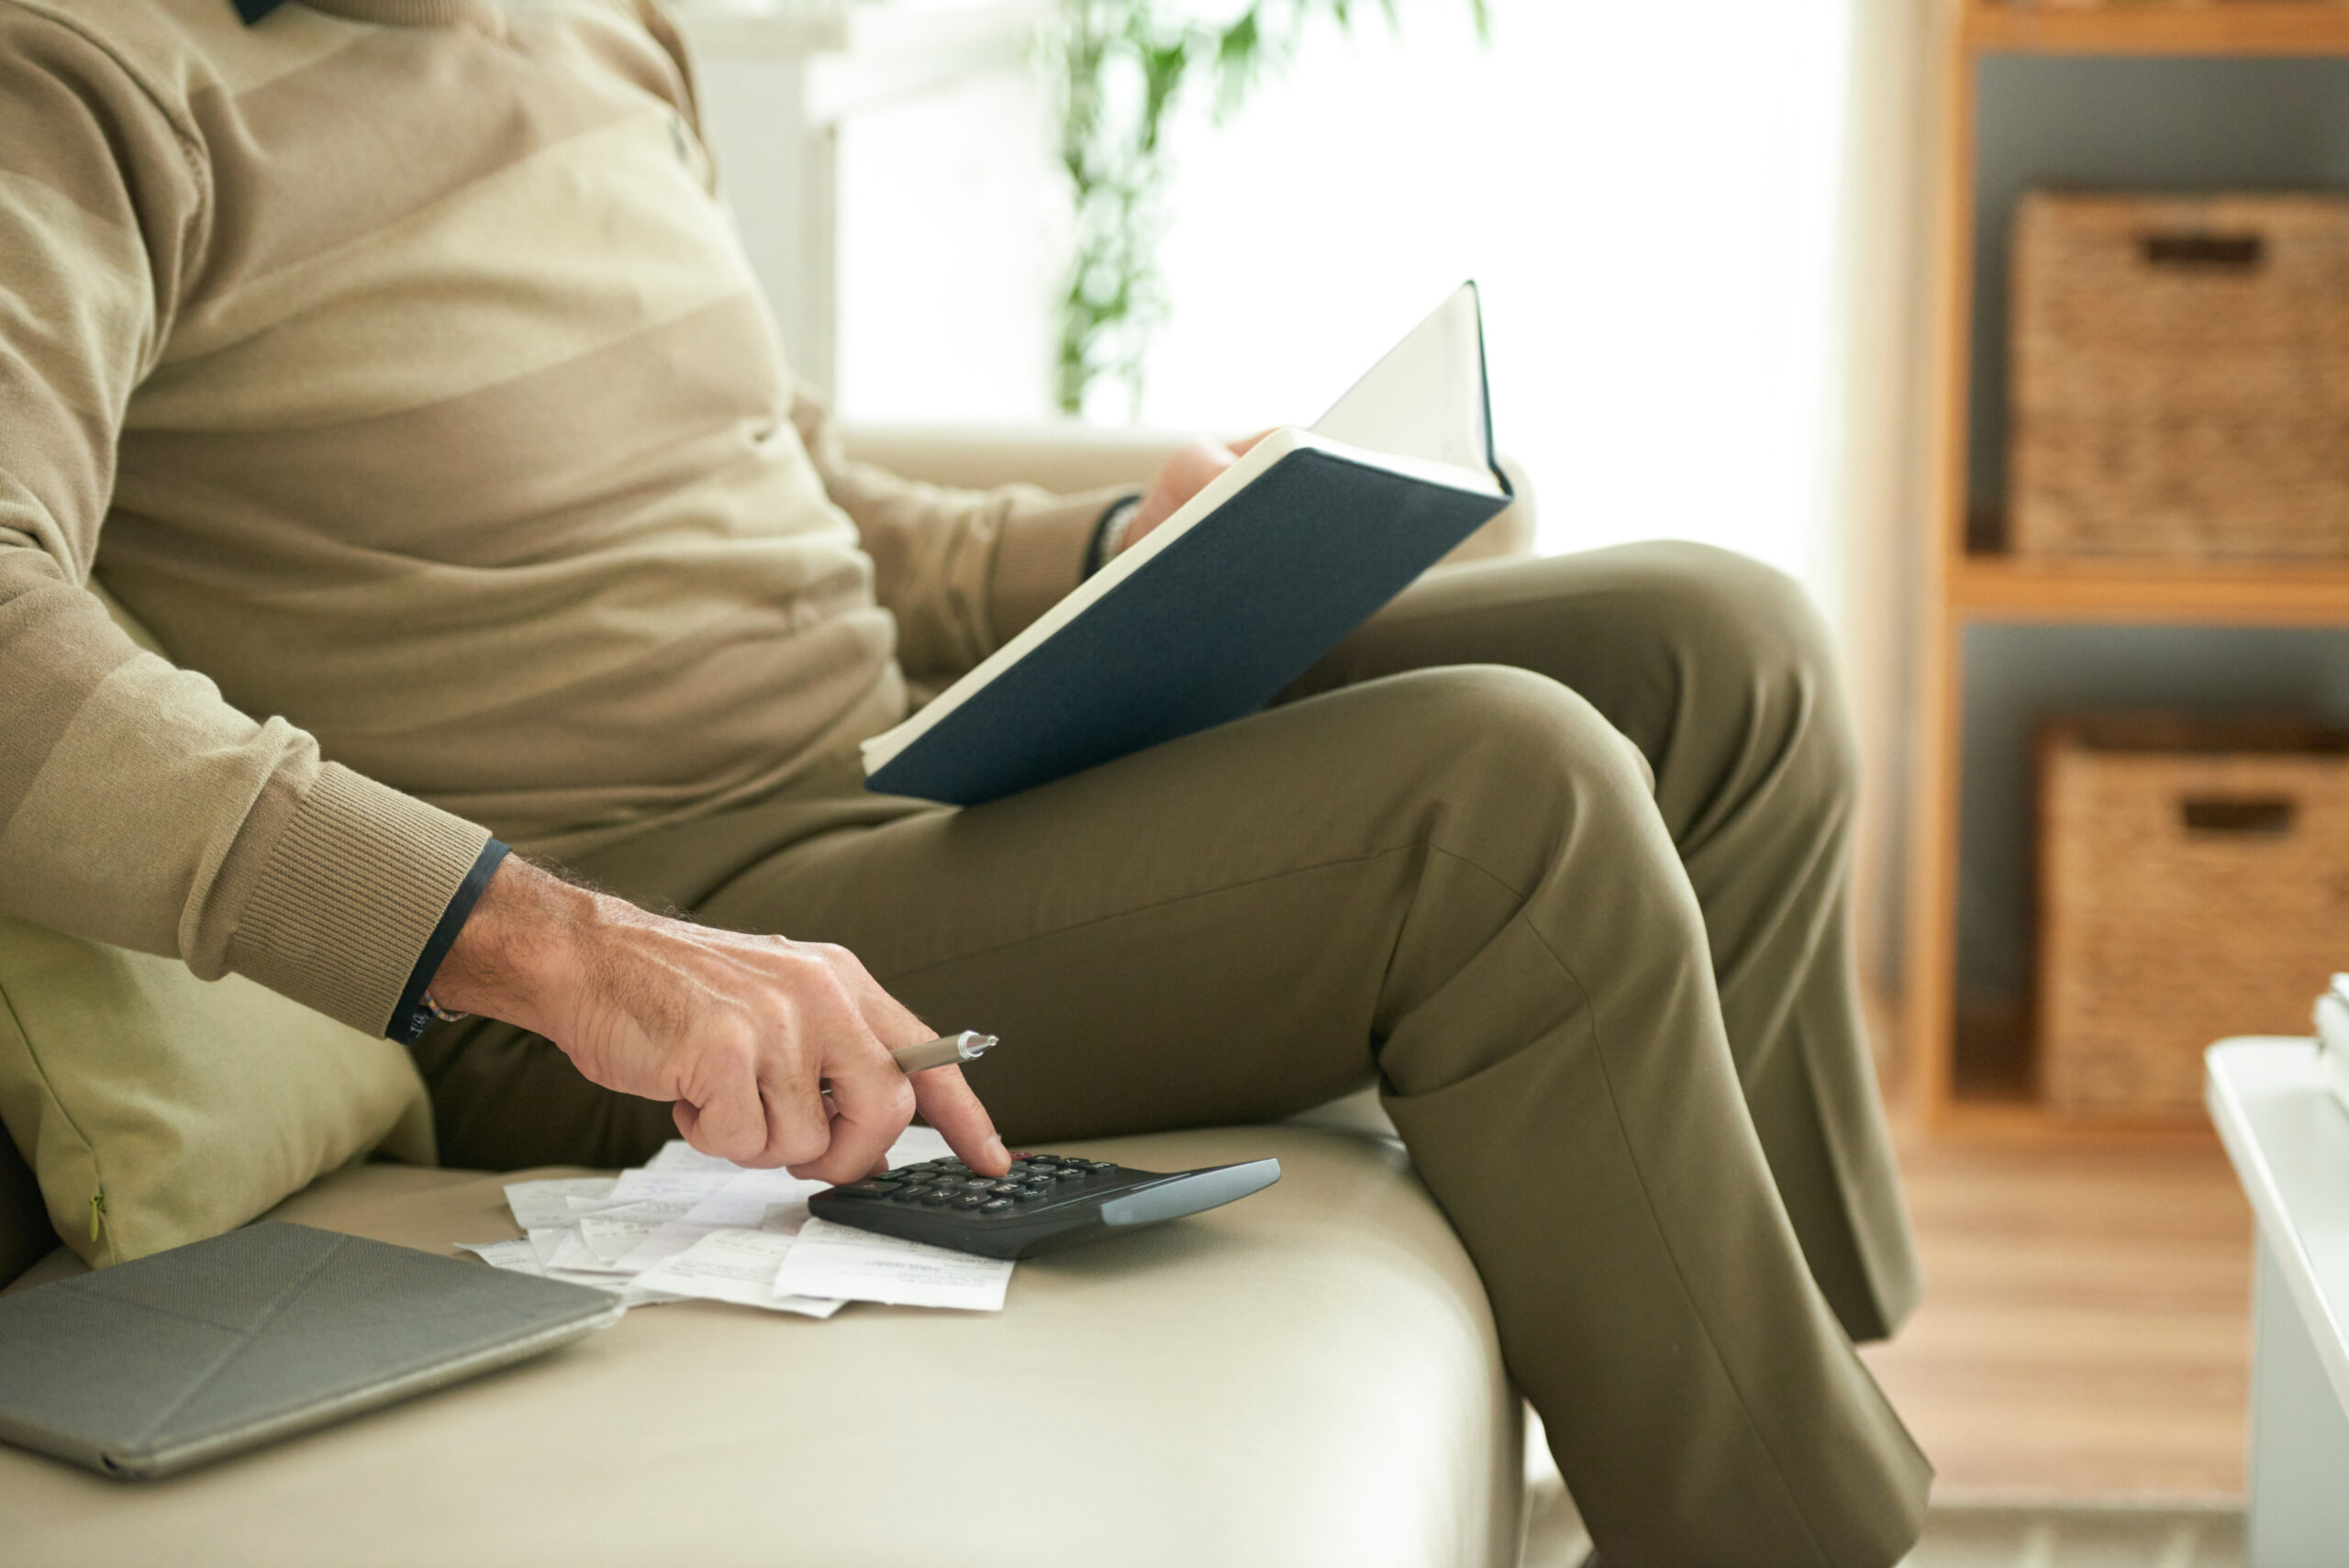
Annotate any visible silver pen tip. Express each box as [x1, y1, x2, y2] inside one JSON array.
[[958, 1032, 999, 1062]]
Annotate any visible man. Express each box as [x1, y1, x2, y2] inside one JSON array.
[[0, 0, 1931, 1561]]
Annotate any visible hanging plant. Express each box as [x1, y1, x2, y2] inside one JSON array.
[[1047, 0, 1486, 418]]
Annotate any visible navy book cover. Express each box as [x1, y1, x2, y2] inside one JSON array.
[[864, 445, 1510, 806]]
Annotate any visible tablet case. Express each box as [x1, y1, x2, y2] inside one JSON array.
[[0, 1221, 622, 1479]]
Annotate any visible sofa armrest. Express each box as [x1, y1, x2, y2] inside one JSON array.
[[838, 423, 1538, 564]]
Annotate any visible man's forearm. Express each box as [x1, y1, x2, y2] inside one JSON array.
[[415, 855, 1011, 1182]]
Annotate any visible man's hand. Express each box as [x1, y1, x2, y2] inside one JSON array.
[[1121, 431, 1274, 554], [427, 857, 1010, 1182]]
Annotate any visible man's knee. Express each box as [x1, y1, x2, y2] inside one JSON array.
[[1616, 541, 1858, 804], [1360, 664, 1665, 879]]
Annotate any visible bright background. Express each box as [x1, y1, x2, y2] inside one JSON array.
[[835, 0, 1865, 613]]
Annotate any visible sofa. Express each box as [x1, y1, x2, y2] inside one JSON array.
[[0, 427, 1550, 1567]]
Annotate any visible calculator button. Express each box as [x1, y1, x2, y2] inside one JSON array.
[[979, 1199, 1014, 1214], [952, 1194, 989, 1210], [918, 1191, 956, 1207], [1051, 1167, 1087, 1182], [841, 1179, 902, 1195], [985, 1181, 1025, 1195]]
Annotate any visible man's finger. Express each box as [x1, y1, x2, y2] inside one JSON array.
[[783, 1022, 910, 1184], [911, 1064, 1008, 1177], [679, 1071, 768, 1163]]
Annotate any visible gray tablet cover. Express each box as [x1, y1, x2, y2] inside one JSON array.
[[0, 1221, 622, 1479]]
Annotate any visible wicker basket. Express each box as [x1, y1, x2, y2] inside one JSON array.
[[2009, 191, 2349, 559], [2037, 717, 2349, 1112]]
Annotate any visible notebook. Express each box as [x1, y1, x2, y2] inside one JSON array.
[[862, 283, 1515, 806], [0, 1222, 622, 1479]]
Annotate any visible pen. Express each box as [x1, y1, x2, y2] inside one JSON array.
[[819, 1031, 996, 1103], [889, 1030, 997, 1073]]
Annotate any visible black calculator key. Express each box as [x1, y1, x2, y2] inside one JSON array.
[[811, 1155, 1282, 1261]]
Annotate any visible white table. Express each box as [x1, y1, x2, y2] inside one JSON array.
[[2206, 1038, 2349, 1567]]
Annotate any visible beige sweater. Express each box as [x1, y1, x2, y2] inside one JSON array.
[[0, 0, 1119, 1035]]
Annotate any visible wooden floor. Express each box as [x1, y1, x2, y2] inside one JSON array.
[[1858, 1121, 2255, 1502]]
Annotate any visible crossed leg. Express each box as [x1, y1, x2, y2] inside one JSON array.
[[413, 541, 1929, 1567]]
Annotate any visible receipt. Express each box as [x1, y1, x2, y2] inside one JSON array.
[[643, 1140, 742, 1175], [631, 1229, 843, 1318], [772, 1218, 1013, 1311], [609, 1170, 733, 1204], [614, 1168, 830, 1273], [456, 1239, 546, 1276], [545, 1229, 635, 1277], [504, 1177, 618, 1230], [580, 1214, 661, 1263], [885, 1127, 953, 1166], [641, 1126, 952, 1173]]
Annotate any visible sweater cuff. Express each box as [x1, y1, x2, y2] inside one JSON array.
[[222, 763, 495, 1038], [986, 487, 1135, 643]]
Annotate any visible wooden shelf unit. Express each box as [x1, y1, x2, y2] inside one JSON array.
[[1964, 2, 2349, 57], [1904, 1, 2349, 1131]]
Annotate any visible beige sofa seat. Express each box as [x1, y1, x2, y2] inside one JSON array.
[[1, 1124, 1525, 1568]]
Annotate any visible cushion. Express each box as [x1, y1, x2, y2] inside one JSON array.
[[0, 919, 434, 1268], [0, 577, 431, 1269], [0, 1124, 1525, 1568]]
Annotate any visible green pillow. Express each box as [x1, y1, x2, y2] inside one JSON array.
[[0, 919, 433, 1267]]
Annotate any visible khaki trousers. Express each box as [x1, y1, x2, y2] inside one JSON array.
[[414, 542, 1932, 1568]]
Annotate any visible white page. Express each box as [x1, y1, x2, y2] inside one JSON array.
[[772, 1218, 1013, 1311], [456, 1239, 545, 1276], [630, 1229, 845, 1318], [526, 1228, 567, 1269], [504, 1177, 618, 1231], [1312, 282, 1490, 473]]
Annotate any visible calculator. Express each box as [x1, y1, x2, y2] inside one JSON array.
[[807, 1151, 1282, 1261]]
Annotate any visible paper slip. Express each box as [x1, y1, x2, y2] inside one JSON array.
[[566, 1195, 696, 1222], [546, 1229, 635, 1277], [527, 1229, 567, 1269], [630, 1229, 844, 1318], [460, 1238, 682, 1309], [608, 1169, 733, 1204], [456, 1239, 545, 1276], [772, 1218, 1013, 1311], [635, 1125, 956, 1181], [580, 1214, 662, 1264], [504, 1177, 618, 1230], [886, 1127, 953, 1165], [613, 1167, 831, 1272], [643, 1140, 741, 1174]]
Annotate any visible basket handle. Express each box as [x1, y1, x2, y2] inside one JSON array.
[[2179, 795, 2295, 834], [2139, 231, 2266, 272]]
